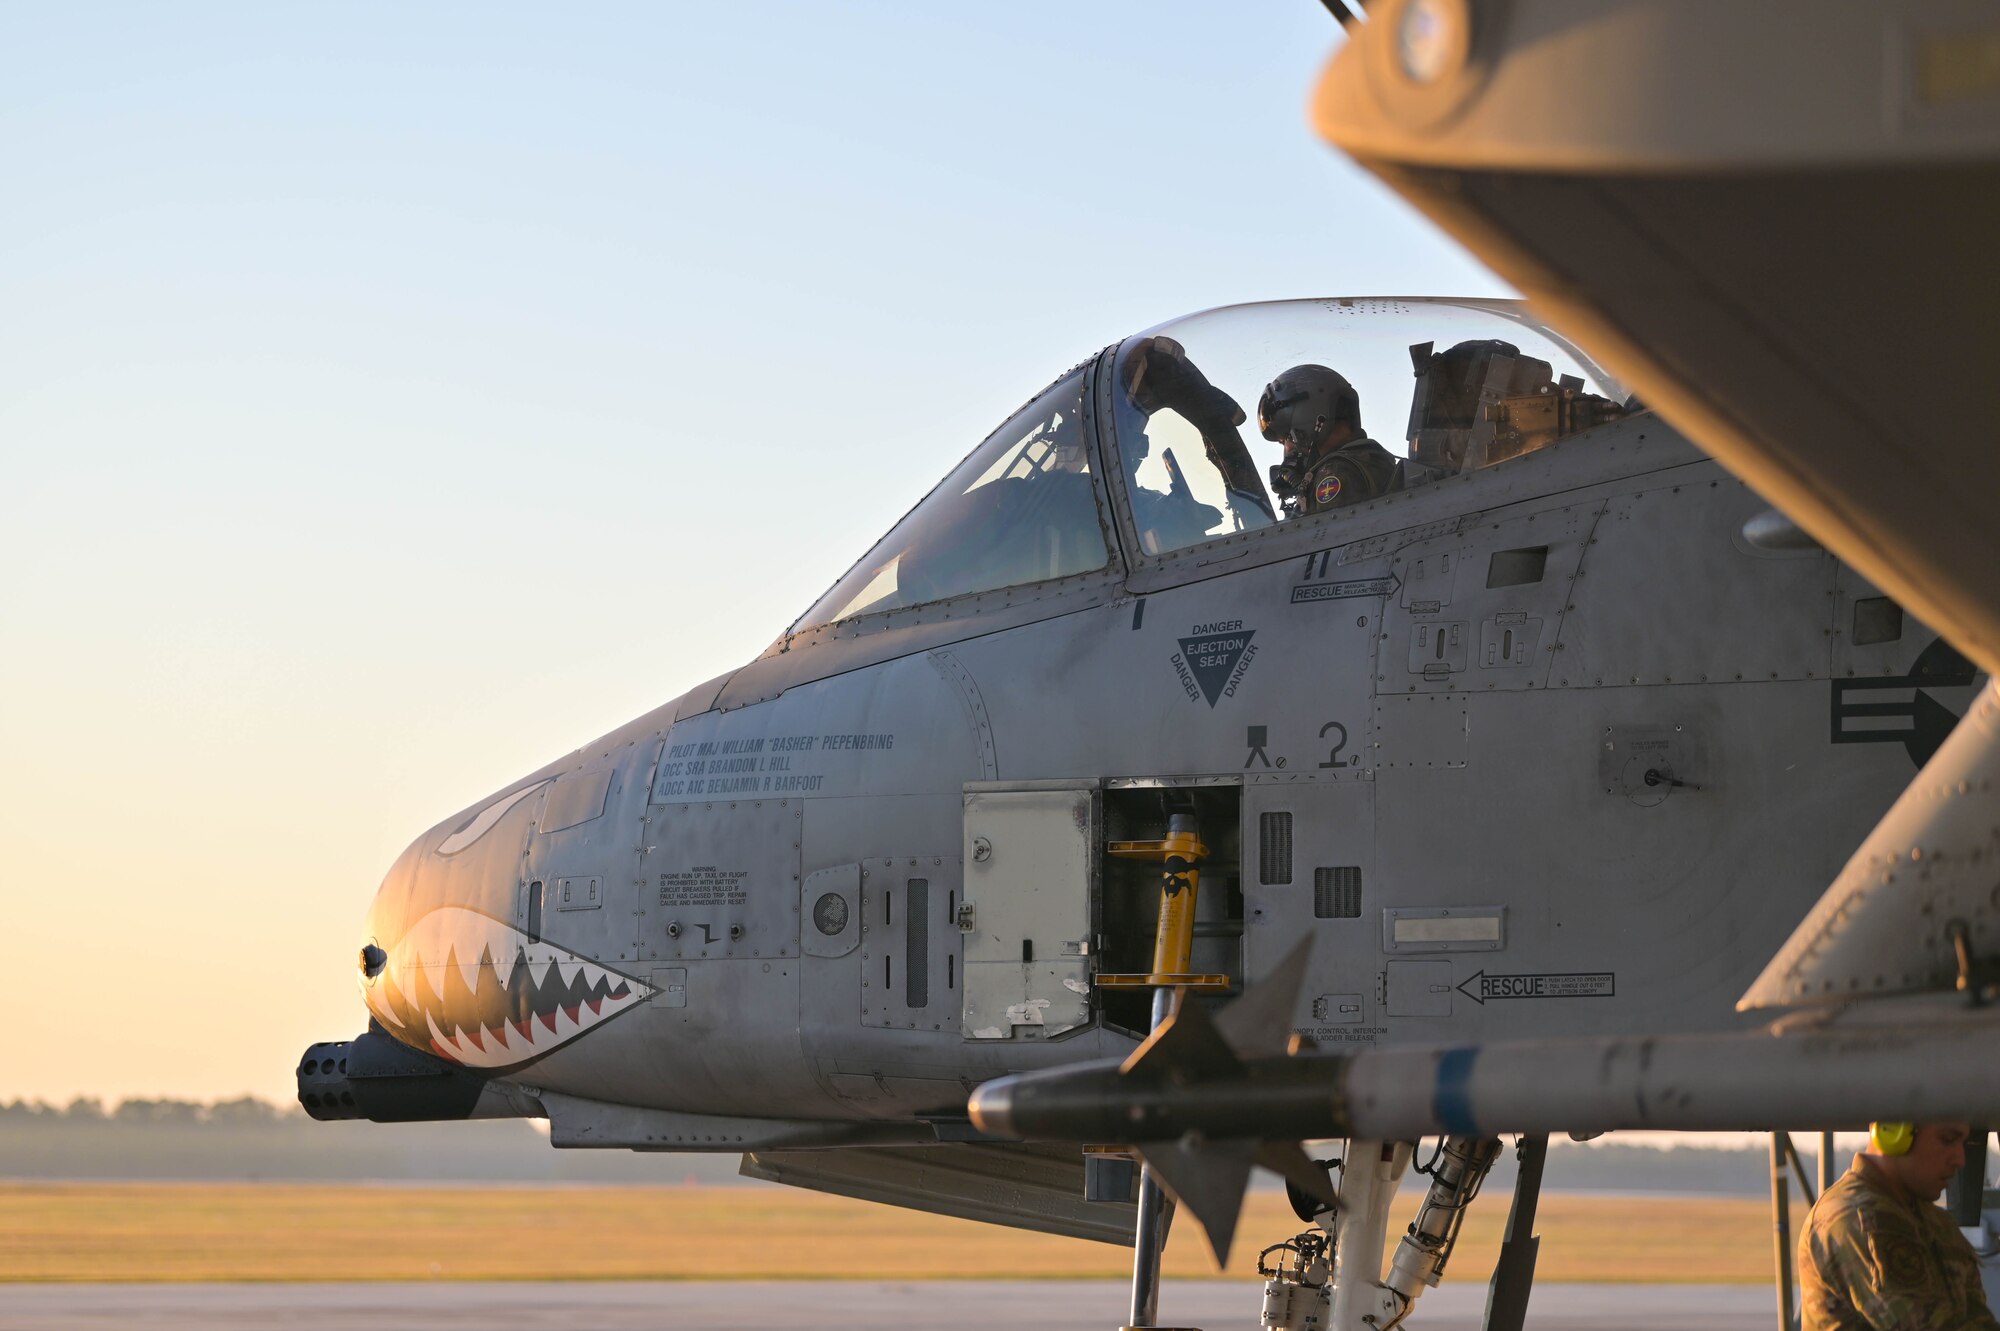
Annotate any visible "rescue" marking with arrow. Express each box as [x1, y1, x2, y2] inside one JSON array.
[[1457, 970, 1615, 1005]]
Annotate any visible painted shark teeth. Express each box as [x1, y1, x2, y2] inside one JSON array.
[[365, 906, 653, 1070]]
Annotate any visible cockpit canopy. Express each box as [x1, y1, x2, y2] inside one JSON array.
[[796, 366, 1105, 629], [793, 298, 1629, 633]]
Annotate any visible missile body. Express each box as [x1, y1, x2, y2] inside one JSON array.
[[969, 999, 2000, 1143], [973, 1053, 1345, 1144], [965, 953, 2000, 1268]]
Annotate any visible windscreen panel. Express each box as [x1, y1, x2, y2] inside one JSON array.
[[797, 367, 1105, 629]]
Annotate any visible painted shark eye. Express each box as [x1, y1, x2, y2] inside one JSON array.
[[359, 944, 388, 979], [813, 892, 849, 937], [435, 781, 550, 856]]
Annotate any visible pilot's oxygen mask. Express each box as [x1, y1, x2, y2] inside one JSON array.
[[1405, 338, 1628, 480]]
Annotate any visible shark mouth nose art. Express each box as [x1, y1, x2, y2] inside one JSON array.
[[361, 906, 654, 1069]]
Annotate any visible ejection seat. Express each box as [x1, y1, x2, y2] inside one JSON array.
[[1404, 338, 1629, 484]]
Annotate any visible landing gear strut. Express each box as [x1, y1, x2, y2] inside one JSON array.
[[1331, 1139, 1412, 1329], [1250, 1135, 1525, 1331]]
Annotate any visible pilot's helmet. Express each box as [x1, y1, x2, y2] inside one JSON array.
[[1259, 364, 1361, 455]]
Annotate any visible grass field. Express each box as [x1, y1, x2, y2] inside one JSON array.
[[0, 1183, 1778, 1284]]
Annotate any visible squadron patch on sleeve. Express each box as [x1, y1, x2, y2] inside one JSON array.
[[1314, 473, 1342, 506]]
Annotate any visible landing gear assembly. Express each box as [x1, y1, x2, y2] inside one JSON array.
[[1137, 1132, 1544, 1331], [1258, 1227, 1331, 1331], [1269, 1135, 1503, 1331]]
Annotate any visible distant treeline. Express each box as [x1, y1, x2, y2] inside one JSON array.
[[3, 1097, 290, 1124], [0, 1097, 1807, 1194], [0, 1097, 748, 1185]]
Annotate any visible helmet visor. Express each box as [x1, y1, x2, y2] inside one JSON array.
[[1257, 382, 1307, 442]]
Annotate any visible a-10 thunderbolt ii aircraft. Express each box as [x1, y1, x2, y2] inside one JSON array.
[[300, 9, 2000, 1331], [300, 291, 1987, 1323]]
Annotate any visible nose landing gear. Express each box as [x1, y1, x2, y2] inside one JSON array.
[[1251, 1133, 1535, 1331]]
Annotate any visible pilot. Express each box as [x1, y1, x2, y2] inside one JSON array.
[[1797, 1121, 1999, 1331], [1259, 364, 1398, 517]]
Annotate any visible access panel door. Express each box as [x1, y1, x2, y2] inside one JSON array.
[[1243, 780, 1380, 1044], [960, 785, 1099, 1041], [858, 857, 965, 1034], [636, 799, 803, 964]]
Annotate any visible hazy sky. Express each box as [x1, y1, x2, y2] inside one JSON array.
[[1, 2, 1512, 1104]]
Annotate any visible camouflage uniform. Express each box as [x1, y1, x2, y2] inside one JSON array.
[[1798, 1155, 2000, 1330], [1296, 436, 1399, 516]]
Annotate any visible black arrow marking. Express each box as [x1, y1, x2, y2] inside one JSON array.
[[1289, 572, 1401, 606], [1457, 970, 1617, 1005]]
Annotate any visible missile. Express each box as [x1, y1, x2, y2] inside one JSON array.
[[969, 968, 2000, 1266], [970, 939, 2000, 1264], [970, 994, 2000, 1146]]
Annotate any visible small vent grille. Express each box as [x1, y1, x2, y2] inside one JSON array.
[[1314, 867, 1362, 918], [1259, 812, 1294, 885]]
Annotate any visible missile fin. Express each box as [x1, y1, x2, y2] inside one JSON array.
[[1214, 938, 1314, 1057], [1137, 1135, 1257, 1268], [1121, 990, 1243, 1080]]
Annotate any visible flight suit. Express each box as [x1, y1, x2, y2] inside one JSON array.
[[1798, 1156, 2000, 1331], [1296, 436, 1398, 516]]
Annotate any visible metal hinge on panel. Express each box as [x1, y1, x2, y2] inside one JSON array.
[[956, 902, 976, 932]]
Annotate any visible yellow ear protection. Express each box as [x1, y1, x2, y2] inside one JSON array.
[[1871, 1121, 1915, 1156]]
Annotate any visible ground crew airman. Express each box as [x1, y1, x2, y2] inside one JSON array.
[[1797, 1121, 1999, 1330], [1257, 364, 1398, 517]]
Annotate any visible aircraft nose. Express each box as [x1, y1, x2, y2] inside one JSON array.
[[357, 902, 655, 1069], [354, 779, 539, 1000], [346, 774, 659, 1070]]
